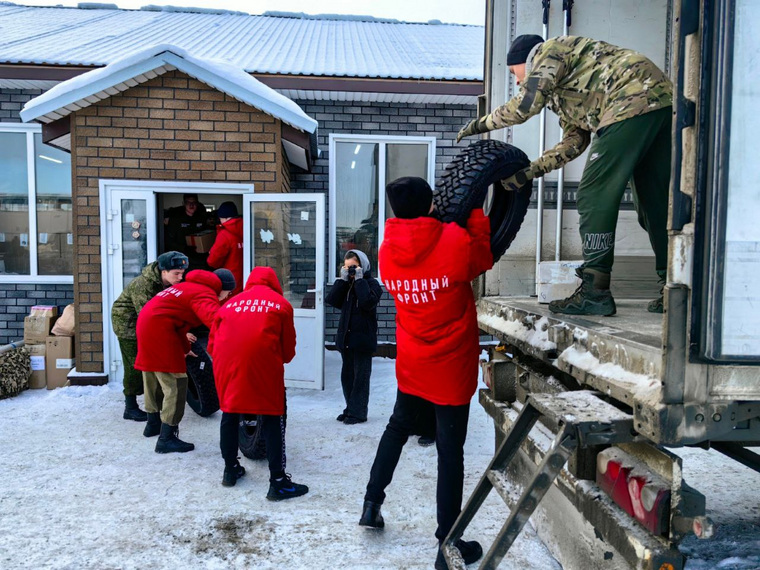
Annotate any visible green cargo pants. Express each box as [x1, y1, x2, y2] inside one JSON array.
[[118, 337, 144, 397], [142, 371, 188, 426], [576, 106, 671, 281]]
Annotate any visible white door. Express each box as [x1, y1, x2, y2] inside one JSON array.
[[101, 188, 157, 385], [243, 193, 325, 390]]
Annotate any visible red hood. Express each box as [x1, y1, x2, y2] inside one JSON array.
[[245, 266, 283, 295], [217, 216, 243, 238], [185, 269, 222, 294], [381, 217, 443, 267]]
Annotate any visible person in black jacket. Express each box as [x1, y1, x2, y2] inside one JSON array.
[[326, 249, 383, 425]]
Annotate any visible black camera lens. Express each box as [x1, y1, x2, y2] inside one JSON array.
[[348, 266, 357, 276]]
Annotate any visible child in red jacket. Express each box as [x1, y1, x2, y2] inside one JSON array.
[[358, 177, 492, 570], [135, 269, 235, 453], [208, 267, 308, 500]]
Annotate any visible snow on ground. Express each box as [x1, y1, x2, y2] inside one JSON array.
[[0, 350, 560, 570]]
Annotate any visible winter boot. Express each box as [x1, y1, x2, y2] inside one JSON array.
[[648, 281, 665, 314], [343, 416, 367, 425], [434, 539, 483, 570], [418, 436, 435, 447], [222, 461, 246, 487], [359, 500, 385, 529], [266, 473, 309, 501], [155, 423, 195, 454], [336, 413, 346, 422], [549, 268, 617, 316], [123, 395, 148, 422], [143, 412, 161, 437]]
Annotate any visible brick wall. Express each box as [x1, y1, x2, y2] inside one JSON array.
[[1, 88, 74, 346], [289, 100, 477, 345], [70, 70, 289, 372]]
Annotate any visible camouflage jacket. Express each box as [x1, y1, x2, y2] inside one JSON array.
[[111, 262, 165, 339], [485, 36, 672, 180]]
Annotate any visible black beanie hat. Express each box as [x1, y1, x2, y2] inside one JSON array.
[[507, 34, 544, 65], [213, 268, 236, 292], [217, 201, 238, 219], [386, 177, 433, 220]]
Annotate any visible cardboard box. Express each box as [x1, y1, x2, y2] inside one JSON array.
[[45, 336, 75, 390], [24, 315, 57, 344], [27, 343, 47, 389], [537, 260, 584, 304], [30, 305, 58, 317], [186, 230, 215, 254]]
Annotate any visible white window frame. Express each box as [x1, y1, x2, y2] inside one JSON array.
[[328, 134, 436, 281], [0, 122, 73, 284]]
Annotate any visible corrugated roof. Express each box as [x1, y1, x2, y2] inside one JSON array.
[[0, 4, 484, 81]]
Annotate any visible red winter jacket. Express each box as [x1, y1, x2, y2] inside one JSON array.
[[379, 209, 492, 406], [208, 267, 296, 416], [135, 270, 222, 374], [207, 217, 244, 297]]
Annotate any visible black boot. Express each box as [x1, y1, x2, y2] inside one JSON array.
[[123, 395, 148, 422], [266, 473, 309, 501], [549, 268, 616, 316], [143, 412, 161, 437], [435, 539, 483, 570], [222, 461, 246, 487], [359, 500, 385, 529], [155, 423, 194, 454], [648, 280, 665, 314]]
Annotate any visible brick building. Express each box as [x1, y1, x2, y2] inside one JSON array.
[[0, 5, 482, 387]]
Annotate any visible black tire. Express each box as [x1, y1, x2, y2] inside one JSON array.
[[434, 139, 533, 263], [238, 396, 288, 461], [185, 342, 220, 417]]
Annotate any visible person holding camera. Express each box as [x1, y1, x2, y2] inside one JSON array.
[[326, 249, 383, 425]]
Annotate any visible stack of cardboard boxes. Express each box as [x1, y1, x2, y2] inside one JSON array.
[[23, 305, 75, 390]]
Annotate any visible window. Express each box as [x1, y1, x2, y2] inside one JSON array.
[[329, 135, 435, 278], [0, 124, 72, 281]]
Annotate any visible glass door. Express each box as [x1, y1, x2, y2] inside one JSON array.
[[243, 193, 325, 389], [103, 188, 157, 383]]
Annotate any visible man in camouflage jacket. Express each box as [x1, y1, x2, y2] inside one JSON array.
[[111, 251, 188, 422], [458, 34, 673, 316]]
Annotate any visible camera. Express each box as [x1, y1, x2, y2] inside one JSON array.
[[348, 266, 357, 277]]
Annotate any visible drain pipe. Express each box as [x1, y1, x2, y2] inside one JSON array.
[[535, 0, 551, 293], [555, 0, 573, 261]]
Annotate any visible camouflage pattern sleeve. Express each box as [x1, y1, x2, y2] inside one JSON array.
[[525, 122, 591, 180]]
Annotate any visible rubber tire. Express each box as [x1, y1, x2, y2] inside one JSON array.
[[434, 139, 533, 263], [238, 396, 288, 461], [185, 342, 220, 417]]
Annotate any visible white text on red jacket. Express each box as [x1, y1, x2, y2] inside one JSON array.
[[156, 287, 183, 298], [385, 276, 449, 304], [225, 298, 282, 312]]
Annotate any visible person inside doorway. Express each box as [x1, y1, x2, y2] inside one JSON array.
[[457, 34, 672, 316], [207, 201, 243, 298], [164, 193, 211, 270]]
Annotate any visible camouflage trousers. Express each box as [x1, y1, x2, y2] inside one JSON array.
[[576, 107, 671, 280], [143, 371, 187, 426], [117, 337, 143, 397]]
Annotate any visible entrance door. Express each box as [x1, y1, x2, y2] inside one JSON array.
[[102, 188, 157, 384], [243, 193, 325, 389]]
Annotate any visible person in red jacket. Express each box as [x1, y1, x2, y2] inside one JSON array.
[[207, 201, 244, 298], [208, 266, 308, 500], [358, 177, 492, 570], [135, 268, 236, 454]]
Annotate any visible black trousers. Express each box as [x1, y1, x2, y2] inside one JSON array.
[[220, 411, 287, 479], [365, 390, 470, 541], [340, 349, 373, 421]]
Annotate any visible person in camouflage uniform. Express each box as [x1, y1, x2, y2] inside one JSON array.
[[458, 34, 673, 316], [111, 251, 188, 424]]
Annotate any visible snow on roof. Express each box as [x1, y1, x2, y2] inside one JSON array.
[[0, 4, 483, 81], [20, 44, 318, 134]]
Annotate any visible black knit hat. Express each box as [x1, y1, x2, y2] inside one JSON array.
[[386, 177, 433, 219], [217, 201, 238, 219], [507, 34, 544, 65], [157, 251, 188, 271], [213, 268, 236, 291]]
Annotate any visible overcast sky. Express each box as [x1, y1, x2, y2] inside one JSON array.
[[20, 0, 487, 25]]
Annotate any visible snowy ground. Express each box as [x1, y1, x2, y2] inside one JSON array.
[[0, 351, 560, 570]]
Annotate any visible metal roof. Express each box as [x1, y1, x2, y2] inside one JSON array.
[[20, 45, 319, 136], [0, 4, 484, 81]]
